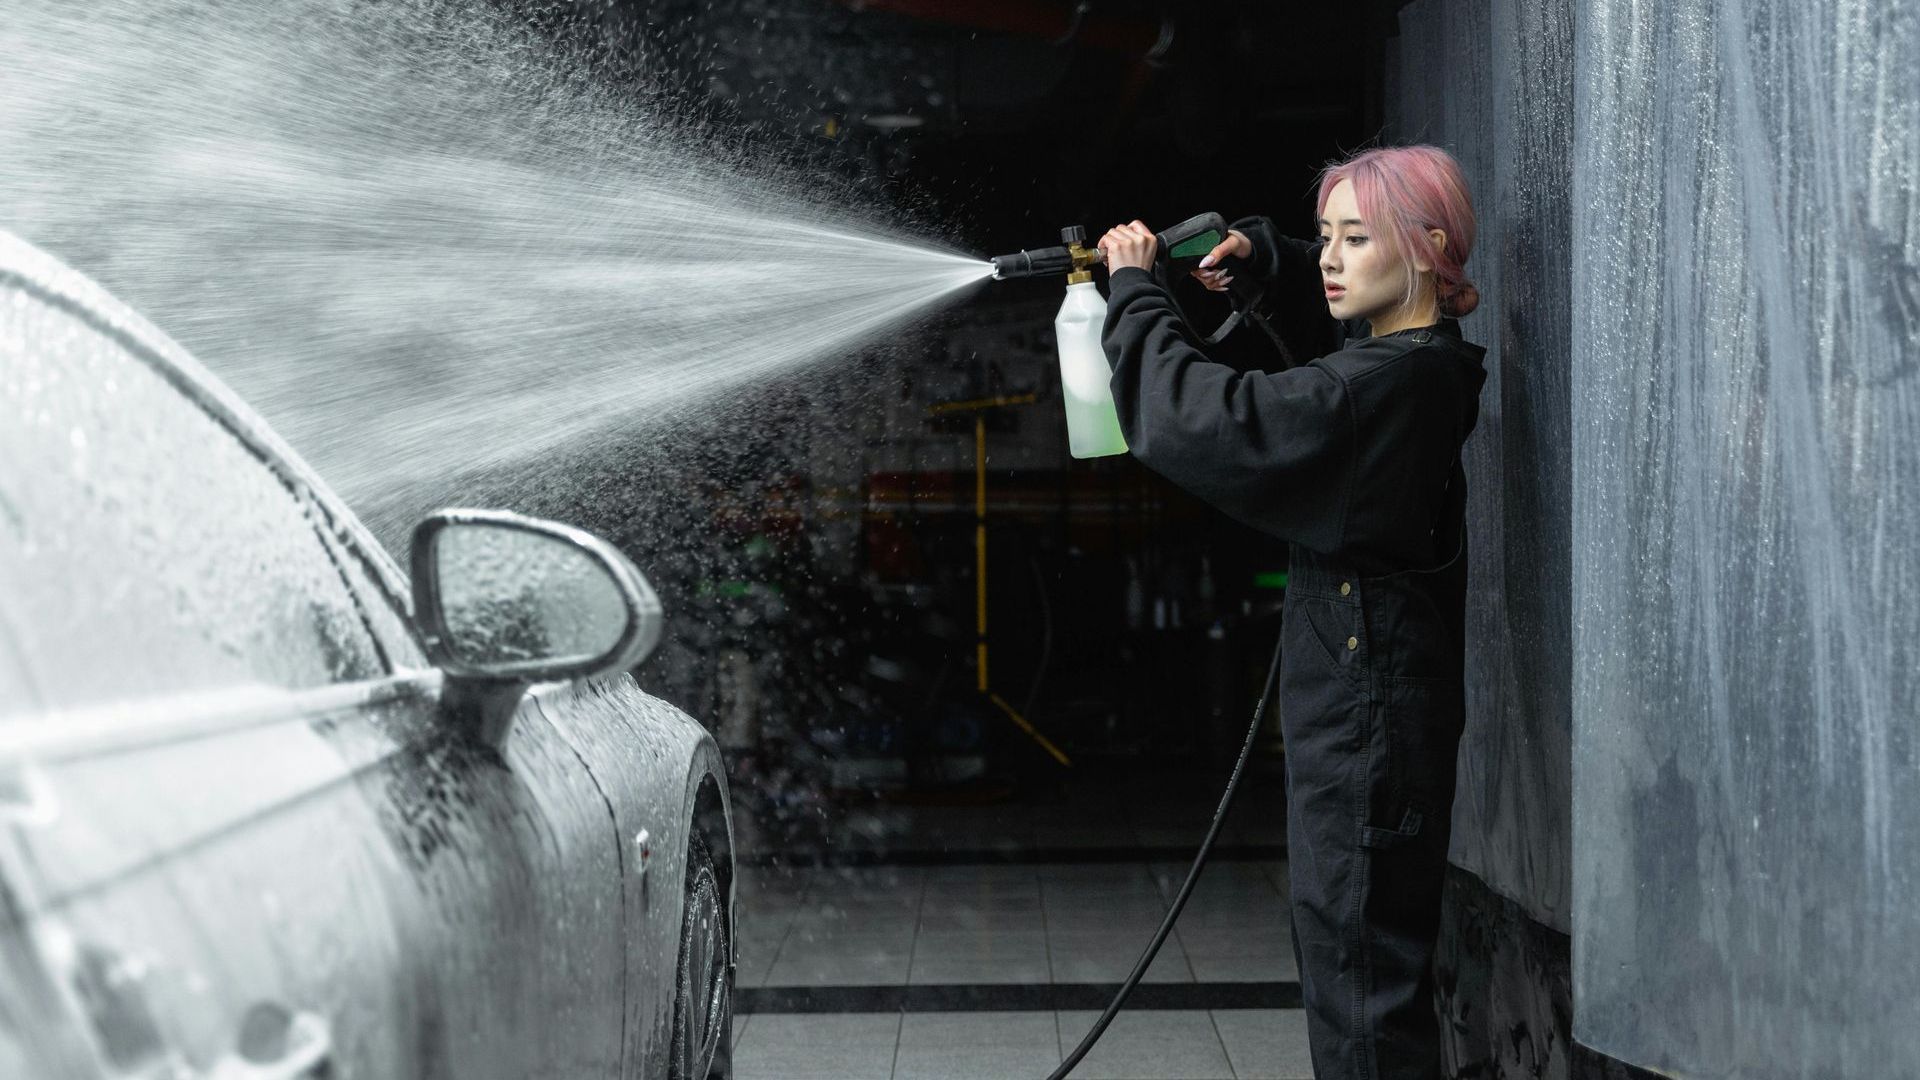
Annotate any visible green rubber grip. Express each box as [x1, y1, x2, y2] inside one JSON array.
[[1167, 229, 1224, 262]]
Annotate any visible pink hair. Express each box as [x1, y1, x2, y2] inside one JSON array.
[[1315, 145, 1480, 318]]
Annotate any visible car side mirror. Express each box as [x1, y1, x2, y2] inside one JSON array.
[[411, 509, 663, 744]]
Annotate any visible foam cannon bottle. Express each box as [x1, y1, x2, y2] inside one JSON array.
[[989, 214, 1257, 460], [987, 225, 1127, 458]]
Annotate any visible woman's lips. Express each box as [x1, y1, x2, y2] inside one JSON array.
[[1324, 285, 1346, 299]]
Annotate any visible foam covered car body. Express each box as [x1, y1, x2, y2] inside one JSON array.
[[0, 230, 734, 1079]]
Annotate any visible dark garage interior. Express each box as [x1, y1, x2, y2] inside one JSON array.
[[1, 0, 1914, 1078]]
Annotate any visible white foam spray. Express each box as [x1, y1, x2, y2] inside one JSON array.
[[0, 0, 991, 502]]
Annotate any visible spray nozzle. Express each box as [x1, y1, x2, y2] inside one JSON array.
[[989, 214, 1236, 282], [988, 225, 1105, 282]]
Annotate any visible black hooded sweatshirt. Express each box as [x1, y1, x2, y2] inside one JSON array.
[[1101, 215, 1488, 577]]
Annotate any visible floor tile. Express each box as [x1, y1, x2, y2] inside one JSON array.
[[893, 1011, 1062, 1079], [736, 895, 798, 931], [1257, 861, 1292, 896], [1209, 1009, 1315, 1079], [731, 1013, 902, 1080], [762, 944, 913, 987], [1054, 1009, 1235, 1079], [922, 877, 1045, 903], [1175, 925, 1292, 953], [779, 930, 921, 960], [735, 931, 787, 989], [1036, 863, 1160, 887], [735, 901, 795, 935], [788, 908, 922, 938], [776, 921, 914, 947], [1183, 949, 1297, 983], [909, 930, 1052, 985], [1043, 902, 1172, 936], [1047, 930, 1193, 983], [1134, 825, 1214, 848], [736, 864, 813, 897], [910, 929, 1050, 962], [922, 884, 1043, 907], [908, 953, 1053, 985], [924, 863, 1041, 887], [730, 1011, 753, 1051], [1033, 824, 1134, 848], [798, 885, 926, 911], [810, 866, 928, 900], [1168, 903, 1290, 932], [1152, 860, 1284, 893], [1167, 899, 1291, 935], [1231, 817, 1289, 845], [918, 903, 1044, 935], [1041, 883, 1169, 907]]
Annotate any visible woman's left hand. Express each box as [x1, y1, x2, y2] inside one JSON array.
[[1097, 220, 1157, 273]]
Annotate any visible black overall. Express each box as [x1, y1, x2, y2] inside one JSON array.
[[1102, 217, 1487, 1080]]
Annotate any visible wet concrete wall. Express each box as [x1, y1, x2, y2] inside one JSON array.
[[1386, 0, 1576, 934], [1392, 0, 1920, 1076], [1570, 1, 1919, 1076]]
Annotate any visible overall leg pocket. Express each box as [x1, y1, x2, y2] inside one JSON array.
[[1358, 676, 1464, 851], [1284, 595, 1366, 685]]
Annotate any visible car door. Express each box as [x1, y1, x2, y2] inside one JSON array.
[[0, 236, 627, 1077]]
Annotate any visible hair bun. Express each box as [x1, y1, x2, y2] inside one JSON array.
[[1442, 280, 1480, 317]]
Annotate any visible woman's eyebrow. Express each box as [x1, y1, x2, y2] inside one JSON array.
[[1316, 218, 1366, 228]]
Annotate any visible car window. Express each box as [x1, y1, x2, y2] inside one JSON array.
[[0, 603, 42, 718], [322, 524, 429, 671], [0, 275, 386, 713]]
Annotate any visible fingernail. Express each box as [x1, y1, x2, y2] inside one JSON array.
[[1199, 255, 1216, 268], [1220, 275, 1234, 285]]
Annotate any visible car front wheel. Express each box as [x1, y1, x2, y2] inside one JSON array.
[[670, 830, 732, 1079]]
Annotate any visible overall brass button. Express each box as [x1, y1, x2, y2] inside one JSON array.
[[1340, 581, 1352, 596], [1347, 636, 1359, 651]]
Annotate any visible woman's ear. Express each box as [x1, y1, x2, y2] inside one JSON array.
[[1413, 228, 1448, 274]]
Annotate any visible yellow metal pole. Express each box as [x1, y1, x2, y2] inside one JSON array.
[[988, 692, 1072, 768], [924, 392, 1071, 768]]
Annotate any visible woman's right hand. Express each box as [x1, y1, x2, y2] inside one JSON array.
[[1191, 229, 1253, 292]]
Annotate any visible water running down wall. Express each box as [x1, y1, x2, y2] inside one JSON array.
[[1399, 0, 1918, 1075], [1571, 1, 1918, 1074]]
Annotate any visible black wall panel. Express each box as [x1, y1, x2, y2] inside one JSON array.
[[1387, 0, 1577, 933]]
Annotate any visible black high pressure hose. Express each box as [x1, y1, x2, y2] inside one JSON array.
[[1044, 626, 1287, 1080]]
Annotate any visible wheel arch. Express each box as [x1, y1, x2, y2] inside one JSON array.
[[676, 728, 734, 967]]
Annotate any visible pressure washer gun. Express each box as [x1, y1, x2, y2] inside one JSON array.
[[986, 213, 1271, 459], [988, 212, 1265, 346]]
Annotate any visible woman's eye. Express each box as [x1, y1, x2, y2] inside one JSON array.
[[1347, 236, 1368, 245]]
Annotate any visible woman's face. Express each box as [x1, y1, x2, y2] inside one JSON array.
[[1318, 179, 1429, 331]]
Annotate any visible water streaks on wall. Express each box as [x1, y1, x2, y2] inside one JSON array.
[[1571, 0, 1919, 1074]]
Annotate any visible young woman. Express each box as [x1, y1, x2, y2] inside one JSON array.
[[1097, 144, 1485, 1080]]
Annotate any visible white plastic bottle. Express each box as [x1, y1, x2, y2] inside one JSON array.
[[1053, 279, 1129, 459]]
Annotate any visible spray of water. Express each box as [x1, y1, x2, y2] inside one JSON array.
[[0, 0, 991, 502]]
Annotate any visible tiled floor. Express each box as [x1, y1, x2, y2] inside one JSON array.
[[733, 1007, 1315, 1079], [728, 765, 1312, 1078]]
